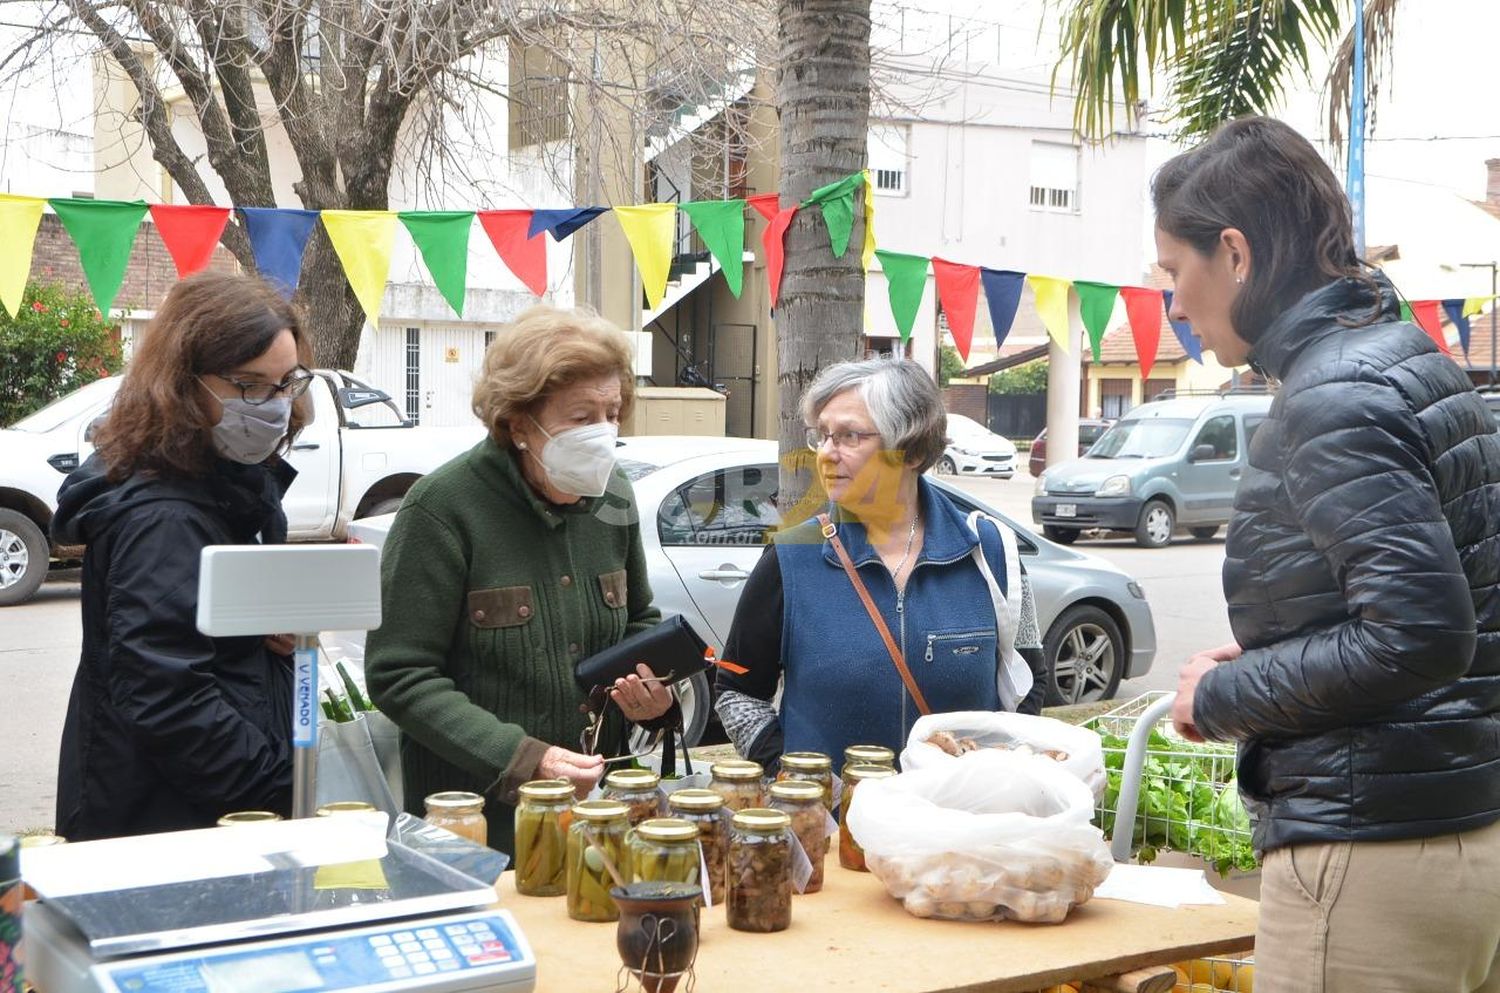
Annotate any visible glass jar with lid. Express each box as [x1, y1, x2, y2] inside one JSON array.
[[216, 810, 282, 827], [515, 780, 574, 897], [839, 764, 897, 870], [726, 808, 793, 933], [842, 744, 896, 777], [628, 818, 702, 887], [19, 833, 65, 902], [667, 789, 729, 906], [776, 752, 834, 812], [566, 799, 631, 922], [424, 791, 488, 846], [316, 801, 377, 817], [769, 780, 829, 894], [602, 769, 664, 827], [709, 760, 765, 812]]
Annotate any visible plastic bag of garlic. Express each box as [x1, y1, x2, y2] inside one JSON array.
[[901, 711, 1107, 800]]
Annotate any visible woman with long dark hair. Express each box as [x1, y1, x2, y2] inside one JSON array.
[[1161, 117, 1500, 990]]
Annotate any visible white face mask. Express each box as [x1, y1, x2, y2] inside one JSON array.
[[205, 390, 292, 465], [527, 416, 619, 497]]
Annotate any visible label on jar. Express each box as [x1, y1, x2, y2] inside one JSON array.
[[697, 841, 714, 909], [787, 830, 814, 895], [824, 810, 839, 839], [830, 774, 844, 812]]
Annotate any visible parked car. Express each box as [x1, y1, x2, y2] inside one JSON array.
[[1031, 392, 1274, 548], [1027, 419, 1112, 478], [347, 436, 1158, 744], [0, 370, 484, 605], [935, 413, 1017, 478]]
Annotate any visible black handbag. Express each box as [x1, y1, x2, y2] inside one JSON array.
[[572, 614, 711, 693]]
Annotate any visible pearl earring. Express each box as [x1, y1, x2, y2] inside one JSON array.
[[1236, 275, 1244, 284], [516, 441, 528, 450]]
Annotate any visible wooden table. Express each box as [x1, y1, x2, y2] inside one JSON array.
[[496, 866, 1257, 992]]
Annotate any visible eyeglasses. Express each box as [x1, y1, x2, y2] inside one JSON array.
[[806, 428, 881, 451], [212, 366, 314, 405]]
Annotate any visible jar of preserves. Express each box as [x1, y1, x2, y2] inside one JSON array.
[[667, 789, 728, 906], [839, 764, 897, 871], [842, 744, 896, 777], [216, 811, 282, 827], [628, 818, 702, 887], [709, 760, 765, 812], [424, 791, 488, 846], [567, 799, 630, 923], [776, 752, 834, 812], [316, 801, 376, 817], [768, 780, 829, 894], [602, 769, 663, 827], [515, 780, 574, 897], [726, 808, 792, 933]]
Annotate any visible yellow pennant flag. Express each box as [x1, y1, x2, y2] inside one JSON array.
[[321, 210, 398, 328], [861, 169, 877, 273], [1465, 296, 1492, 319], [614, 203, 677, 310], [1027, 274, 1073, 352], [0, 194, 47, 318]]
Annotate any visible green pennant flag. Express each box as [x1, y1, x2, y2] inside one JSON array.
[[399, 211, 473, 317], [804, 172, 864, 259], [49, 197, 148, 315], [1074, 280, 1121, 361], [679, 200, 745, 297], [1399, 300, 1414, 323], [875, 249, 929, 342]]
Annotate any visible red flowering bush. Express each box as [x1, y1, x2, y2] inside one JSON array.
[[0, 282, 123, 425]]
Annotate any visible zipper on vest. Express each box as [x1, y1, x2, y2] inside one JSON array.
[[925, 633, 935, 663]]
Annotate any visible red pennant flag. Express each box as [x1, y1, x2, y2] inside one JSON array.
[[746, 193, 780, 223], [764, 206, 797, 309], [478, 209, 547, 296], [149, 204, 230, 277], [1119, 286, 1164, 383], [931, 258, 980, 362], [1409, 299, 1449, 354]]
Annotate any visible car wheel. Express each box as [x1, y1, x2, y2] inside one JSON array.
[[0, 509, 49, 607], [1042, 525, 1080, 545], [1189, 525, 1220, 540], [629, 669, 713, 752], [1043, 604, 1125, 706], [936, 456, 956, 475], [1134, 499, 1175, 548]]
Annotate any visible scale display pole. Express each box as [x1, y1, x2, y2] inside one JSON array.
[[292, 633, 321, 819]]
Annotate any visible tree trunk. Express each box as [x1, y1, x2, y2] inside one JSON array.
[[775, 0, 872, 515], [297, 227, 364, 371]]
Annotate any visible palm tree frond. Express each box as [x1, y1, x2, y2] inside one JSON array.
[[1325, 0, 1399, 155]]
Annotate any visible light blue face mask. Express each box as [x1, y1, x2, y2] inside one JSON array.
[[207, 392, 292, 464]]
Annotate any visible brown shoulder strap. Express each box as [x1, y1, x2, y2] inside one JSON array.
[[817, 513, 932, 716]]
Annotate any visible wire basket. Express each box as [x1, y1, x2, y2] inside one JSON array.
[[1084, 691, 1258, 876]]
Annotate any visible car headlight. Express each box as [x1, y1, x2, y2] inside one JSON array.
[[1034, 473, 1048, 496], [1096, 474, 1132, 497], [954, 446, 978, 456]]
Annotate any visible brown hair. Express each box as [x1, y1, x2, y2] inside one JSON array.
[[1153, 116, 1378, 344], [472, 304, 636, 447], [93, 272, 314, 481]]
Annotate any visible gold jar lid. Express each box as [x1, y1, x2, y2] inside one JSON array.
[[19, 833, 66, 848], [667, 789, 726, 813], [424, 791, 485, 812], [710, 760, 764, 782], [635, 818, 700, 843], [780, 751, 832, 773], [518, 780, 575, 801], [217, 811, 282, 826], [317, 801, 376, 816], [604, 768, 661, 791], [731, 808, 791, 834], [572, 799, 630, 822], [769, 780, 823, 803], [844, 763, 899, 784], [844, 745, 896, 767]]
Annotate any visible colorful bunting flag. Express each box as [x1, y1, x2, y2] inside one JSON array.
[[746, 193, 780, 223], [979, 269, 1026, 348], [1442, 299, 1472, 355], [477, 210, 548, 297], [614, 203, 678, 310], [1074, 280, 1121, 362], [1162, 290, 1204, 363], [861, 170, 877, 274], [240, 207, 319, 298], [1119, 287, 1164, 383], [680, 200, 745, 298], [49, 197, 148, 315], [931, 258, 980, 362], [1408, 299, 1448, 354], [764, 206, 797, 310], [399, 211, 473, 316], [1027, 274, 1073, 352], [528, 207, 606, 241], [321, 210, 397, 328], [804, 172, 864, 259], [875, 249, 929, 343], [0, 194, 46, 318], [149, 204, 230, 278]]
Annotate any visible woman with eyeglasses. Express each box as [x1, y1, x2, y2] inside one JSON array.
[[51, 271, 315, 840], [714, 359, 1046, 771]]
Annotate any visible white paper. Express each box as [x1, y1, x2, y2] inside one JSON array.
[[1092, 863, 1227, 909]]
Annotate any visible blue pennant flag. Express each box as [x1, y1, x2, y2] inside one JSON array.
[[1442, 299, 1472, 355], [1162, 290, 1204, 363], [240, 207, 319, 298], [978, 268, 1026, 348], [528, 207, 607, 241]]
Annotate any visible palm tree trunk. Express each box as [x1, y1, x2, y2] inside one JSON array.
[[775, 0, 872, 514]]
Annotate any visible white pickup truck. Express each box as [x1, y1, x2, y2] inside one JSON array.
[[0, 369, 485, 605]]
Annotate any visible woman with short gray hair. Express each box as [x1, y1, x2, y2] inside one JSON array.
[[714, 359, 1044, 769]]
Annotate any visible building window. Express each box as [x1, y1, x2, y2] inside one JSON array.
[[867, 124, 910, 198], [1029, 141, 1079, 214], [404, 327, 421, 425], [875, 168, 904, 194], [1099, 378, 1133, 419], [484, 330, 496, 351], [508, 41, 569, 148]]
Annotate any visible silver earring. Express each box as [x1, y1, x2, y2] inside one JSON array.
[[516, 441, 528, 450], [1236, 275, 1244, 284]]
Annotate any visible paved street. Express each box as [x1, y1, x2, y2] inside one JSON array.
[[0, 469, 1232, 836]]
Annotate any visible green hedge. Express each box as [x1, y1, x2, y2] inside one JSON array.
[[0, 283, 123, 426]]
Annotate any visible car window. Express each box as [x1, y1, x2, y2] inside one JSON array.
[[338, 374, 410, 428], [1243, 414, 1268, 448], [658, 464, 780, 546], [1089, 417, 1193, 458], [1079, 423, 1108, 446], [1192, 414, 1237, 461]]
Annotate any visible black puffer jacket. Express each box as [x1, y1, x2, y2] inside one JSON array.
[[1195, 274, 1500, 853], [51, 455, 298, 840]]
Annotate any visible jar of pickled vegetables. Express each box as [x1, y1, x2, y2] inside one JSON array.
[[667, 788, 728, 906], [776, 752, 834, 812], [602, 769, 664, 827], [514, 780, 574, 897], [628, 818, 702, 887], [841, 744, 896, 777], [709, 760, 765, 812], [769, 780, 829, 894], [424, 791, 488, 846], [567, 799, 630, 923], [726, 808, 793, 933], [839, 764, 896, 871], [216, 810, 282, 827]]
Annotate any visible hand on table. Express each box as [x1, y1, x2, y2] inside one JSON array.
[[610, 663, 674, 723], [538, 746, 604, 798]]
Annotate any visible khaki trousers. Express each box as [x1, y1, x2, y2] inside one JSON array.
[[1255, 818, 1500, 992]]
